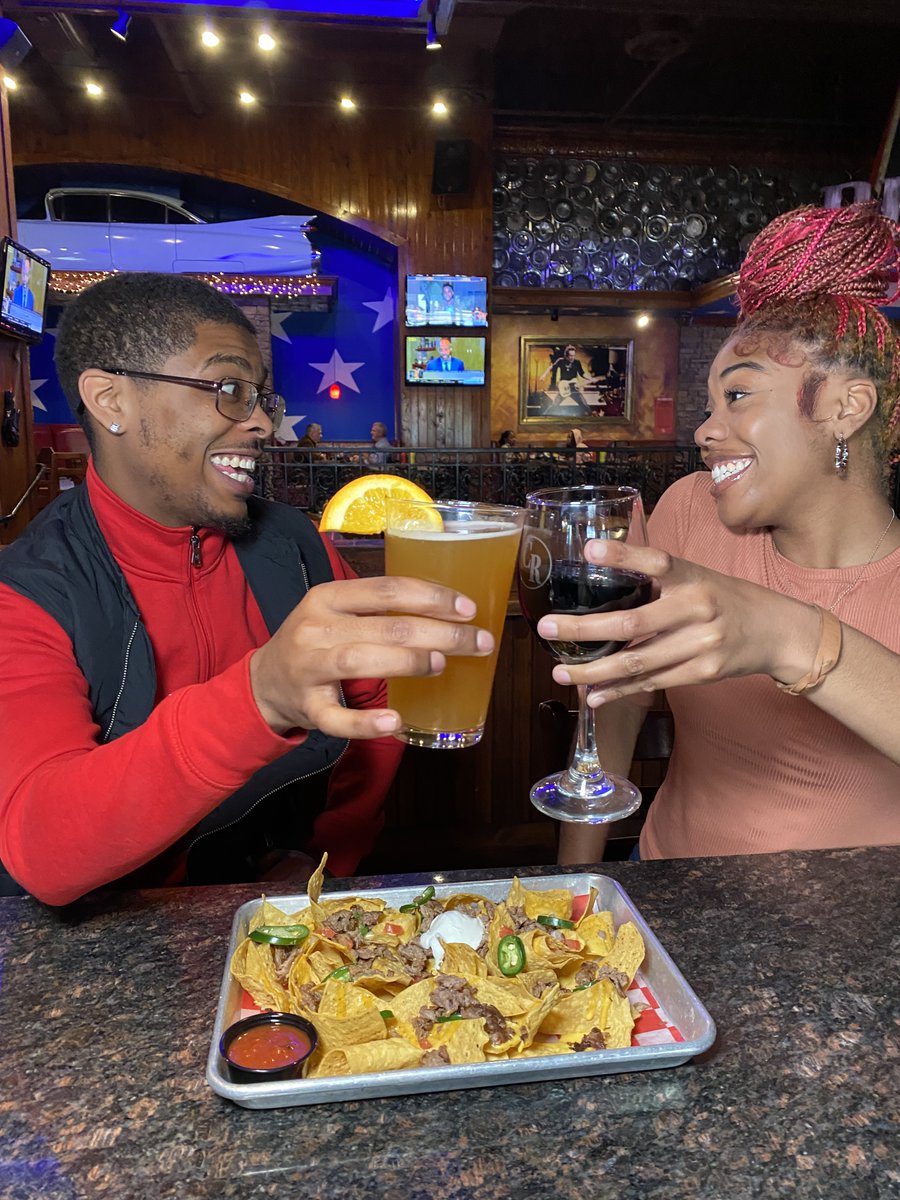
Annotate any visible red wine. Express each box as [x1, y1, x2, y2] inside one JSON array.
[[518, 563, 652, 662]]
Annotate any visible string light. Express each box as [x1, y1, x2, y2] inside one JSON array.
[[258, 32, 276, 52], [201, 28, 220, 48], [339, 96, 356, 110], [3, 75, 16, 90], [85, 81, 103, 97], [238, 90, 256, 106], [636, 313, 650, 327], [49, 270, 333, 301], [432, 100, 448, 115]]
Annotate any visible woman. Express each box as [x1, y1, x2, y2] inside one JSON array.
[[550, 201, 900, 864]]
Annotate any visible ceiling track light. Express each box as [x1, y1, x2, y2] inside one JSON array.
[[110, 8, 131, 42], [425, 18, 441, 50]]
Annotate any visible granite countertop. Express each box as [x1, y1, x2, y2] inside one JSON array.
[[0, 847, 898, 1199]]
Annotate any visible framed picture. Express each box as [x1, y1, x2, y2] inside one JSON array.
[[518, 337, 634, 425]]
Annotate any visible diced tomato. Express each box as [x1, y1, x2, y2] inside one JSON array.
[[499, 925, 514, 937], [418, 1039, 432, 1050], [383, 923, 405, 936], [321, 927, 335, 939], [570, 894, 591, 923], [562, 937, 581, 951]]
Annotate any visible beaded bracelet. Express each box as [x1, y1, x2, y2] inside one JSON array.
[[775, 606, 843, 696]]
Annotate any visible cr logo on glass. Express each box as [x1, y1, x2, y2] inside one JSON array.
[[519, 533, 552, 589]]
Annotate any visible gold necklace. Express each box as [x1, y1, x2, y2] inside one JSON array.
[[765, 508, 896, 614]]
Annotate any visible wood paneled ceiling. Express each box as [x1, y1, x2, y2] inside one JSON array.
[[4, 0, 899, 175]]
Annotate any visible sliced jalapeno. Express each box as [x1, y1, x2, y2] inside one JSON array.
[[248, 923, 310, 947], [435, 1013, 463, 1023], [324, 965, 351, 982], [399, 884, 437, 914], [398, 903, 418, 914], [537, 915, 576, 930], [497, 934, 526, 977], [380, 1010, 394, 1020]]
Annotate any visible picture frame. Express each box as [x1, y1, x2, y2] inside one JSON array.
[[518, 337, 634, 426]]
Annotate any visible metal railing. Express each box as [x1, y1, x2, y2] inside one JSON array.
[[258, 444, 706, 514]]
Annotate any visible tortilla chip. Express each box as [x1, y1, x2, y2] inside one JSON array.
[[387, 978, 436, 1024], [430, 1018, 490, 1064], [602, 984, 636, 1050], [471, 975, 534, 1017], [507, 877, 573, 922], [320, 978, 381, 1019], [577, 911, 616, 955], [603, 921, 645, 986], [537, 984, 605, 1039], [441, 942, 487, 979], [303, 1007, 386, 1055], [229, 937, 289, 1012], [311, 1037, 421, 1077], [307, 854, 328, 906], [515, 982, 562, 1050]]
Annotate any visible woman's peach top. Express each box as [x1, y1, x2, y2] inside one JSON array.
[[641, 473, 900, 859]]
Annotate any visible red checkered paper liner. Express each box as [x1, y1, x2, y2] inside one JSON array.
[[236, 968, 683, 1048]]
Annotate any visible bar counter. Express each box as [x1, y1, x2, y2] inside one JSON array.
[[1, 846, 897, 1199]]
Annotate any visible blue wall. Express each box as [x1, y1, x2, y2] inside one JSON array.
[[29, 229, 399, 445]]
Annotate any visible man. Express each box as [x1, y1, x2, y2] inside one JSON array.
[[297, 422, 322, 448], [539, 344, 597, 413], [0, 273, 492, 904], [11, 260, 35, 311], [367, 421, 395, 466], [425, 337, 465, 373]]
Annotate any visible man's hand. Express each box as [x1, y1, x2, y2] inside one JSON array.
[[250, 576, 494, 738]]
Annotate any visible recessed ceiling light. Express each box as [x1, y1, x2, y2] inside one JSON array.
[[238, 90, 256, 106], [432, 100, 448, 115], [636, 313, 650, 327], [258, 32, 276, 52], [3, 75, 16, 90], [339, 96, 356, 110], [201, 29, 220, 48], [85, 81, 103, 97]]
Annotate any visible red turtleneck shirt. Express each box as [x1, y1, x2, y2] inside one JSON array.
[[0, 464, 404, 904]]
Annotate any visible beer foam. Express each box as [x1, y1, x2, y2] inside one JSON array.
[[389, 522, 520, 541]]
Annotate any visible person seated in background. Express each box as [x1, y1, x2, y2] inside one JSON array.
[[0, 272, 495, 904], [498, 429, 516, 449], [367, 421, 395, 466], [425, 337, 465, 373], [567, 427, 593, 464], [551, 201, 900, 868], [298, 421, 322, 448]]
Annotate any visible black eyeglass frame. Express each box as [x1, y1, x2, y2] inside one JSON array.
[[99, 367, 285, 429]]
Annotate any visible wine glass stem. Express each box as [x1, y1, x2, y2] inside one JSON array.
[[565, 684, 609, 794]]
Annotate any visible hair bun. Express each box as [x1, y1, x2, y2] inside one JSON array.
[[736, 201, 900, 317]]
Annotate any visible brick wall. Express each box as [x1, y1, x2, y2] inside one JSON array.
[[675, 322, 732, 443]]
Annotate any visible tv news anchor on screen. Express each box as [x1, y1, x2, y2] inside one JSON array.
[[426, 337, 465, 372]]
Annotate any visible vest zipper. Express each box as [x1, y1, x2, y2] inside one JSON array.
[[102, 618, 141, 742], [190, 527, 202, 567], [183, 730, 348, 855]]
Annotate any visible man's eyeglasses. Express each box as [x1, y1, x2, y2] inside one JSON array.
[[101, 368, 286, 431]]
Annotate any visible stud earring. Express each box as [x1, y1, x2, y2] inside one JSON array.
[[109, 423, 121, 434], [834, 433, 848, 474]]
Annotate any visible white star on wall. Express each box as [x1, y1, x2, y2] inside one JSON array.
[[362, 287, 394, 333], [276, 412, 307, 442], [270, 311, 294, 345], [308, 349, 365, 394], [30, 379, 48, 411]]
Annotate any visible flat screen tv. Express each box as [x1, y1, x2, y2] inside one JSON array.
[[405, 274, 488, 327], [0, 237, 50, 343], [406, 335, 486, 385]]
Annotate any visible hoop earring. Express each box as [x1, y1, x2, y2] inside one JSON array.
[[834, 434, 848, 474], [109, 423, 121, 435]]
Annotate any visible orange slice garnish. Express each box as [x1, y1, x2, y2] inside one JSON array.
[[318, 474, 441, 535]]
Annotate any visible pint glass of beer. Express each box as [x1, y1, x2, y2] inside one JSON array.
[[384, 499, 525, 749]]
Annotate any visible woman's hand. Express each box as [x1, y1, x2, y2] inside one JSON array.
[[537, 538, 821, 704], [250, 576, 494, 738]]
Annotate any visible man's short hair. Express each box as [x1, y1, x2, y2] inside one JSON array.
[[564, 344, 577, 353], [306, 422, 321, 435], [55, 273, 256, 441], [371, 421, 387, 438]]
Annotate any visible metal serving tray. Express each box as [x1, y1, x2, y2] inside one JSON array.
[[206, 873, 716, 1109]]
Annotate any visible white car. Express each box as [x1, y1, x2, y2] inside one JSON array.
[[18, 187, 320, 275]]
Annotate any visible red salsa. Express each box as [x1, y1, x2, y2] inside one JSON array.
[[227, 1023, 313, 1071]]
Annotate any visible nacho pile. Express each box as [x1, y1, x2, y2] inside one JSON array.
[[229, 856, 646, 1080]]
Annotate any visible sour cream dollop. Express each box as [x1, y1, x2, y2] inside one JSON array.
[[417, 911, 484, 969]]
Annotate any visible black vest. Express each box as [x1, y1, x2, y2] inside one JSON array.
[[0, 483, 348, 893]]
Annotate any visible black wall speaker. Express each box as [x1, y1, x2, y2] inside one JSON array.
[[0, 19, 31, 72], [431, 140, 473, 196]]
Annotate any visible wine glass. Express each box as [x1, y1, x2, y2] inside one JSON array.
[[517, 485, 651, 822]]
